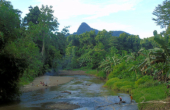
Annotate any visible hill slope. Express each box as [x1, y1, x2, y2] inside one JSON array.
[[67, 22, 130, 37]]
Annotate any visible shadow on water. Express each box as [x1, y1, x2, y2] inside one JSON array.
[[0, 74, 138, 110]]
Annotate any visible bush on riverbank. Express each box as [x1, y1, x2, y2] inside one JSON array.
[[85, 69, 106, 79], [72, 69, 170, 110], [104, 77, 134, 92], [19, 74, 35, 86], [83, 66, 169, 109], [103, 75, 169, 110], [133, 83, 168, 110]]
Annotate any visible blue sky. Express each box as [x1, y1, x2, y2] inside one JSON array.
[[10, 0, 165, 39]]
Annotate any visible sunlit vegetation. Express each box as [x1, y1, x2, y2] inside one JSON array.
[[1, 0, 170, 109], [62, 0, 170, 109]]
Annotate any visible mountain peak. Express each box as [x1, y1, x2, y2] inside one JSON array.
[[80, 22, 90, 28], [70, 22, 130, 37], [77, 22, 92, 34]]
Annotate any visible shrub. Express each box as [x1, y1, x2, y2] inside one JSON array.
[[107, 71, 116, 80], [138, 80, 160, 88], [120, 85, 132, 92], [85, 69, 97, 75], [104, 77, 134, 92], [112, 81, 134, 90], [107, 62, 127, 79], [104, 77, 120, 87], [135, 75, 151, 87], [132, 84, 167, 103], [96, 71, 106, 78]]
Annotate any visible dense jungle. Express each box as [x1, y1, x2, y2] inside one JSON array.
[[0, 0, 170, 109]]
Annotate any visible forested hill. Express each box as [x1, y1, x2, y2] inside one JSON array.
[[66, 22, 130, 37]]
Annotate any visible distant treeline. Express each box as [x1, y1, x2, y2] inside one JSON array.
[[62, 30, 159, 70]]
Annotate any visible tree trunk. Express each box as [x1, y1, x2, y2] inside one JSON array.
[[41, 32, 45, 63]]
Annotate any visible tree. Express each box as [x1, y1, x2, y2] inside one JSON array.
[[61, 26, 70, 35], [38, 5, 59, 61], [98, 54, 121, 75], [152, 30, 170, 82], [27, 5, 59, 65], [95, 30, 112, 51], [79, 30, 96, 49], [0, 0, 28, 102], [23, 6, 41, 25], [153, 0, 170, 29]]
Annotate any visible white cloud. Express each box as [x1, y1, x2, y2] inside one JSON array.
[[84, 3, 135, 20], [69, 24, 80, 33], [124, 28, 165, 39], [35, 0, 99, 19], [35, 0, 142, 20], [89, 22, 132, 31], [139, 32, 154, 39], [140, 29, 165, 39]]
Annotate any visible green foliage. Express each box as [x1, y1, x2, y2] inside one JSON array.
[[2, 0, 170, 106], [112, 80, 134, 90], [85, 69, 97, 75], [23, 6, 40, 25], [132, 84, 167, 102], [149, 30, 170, 81], [104, 76, 167, 108], [140, 37, 159, 49], [104, 77, 134, 92], [90, 51, 105, 69], [0, 55, 27, 102], [25, 4, 65, 73], [111, 33, 141, 53], [104, 77, 120, 87], [96, 71, 106, 78], [135, 75, 152, 87], [107, 61, 127, 79], [99, 54, 121, 75], [0, 0, 21, 49], [153, 0, 170, 28], [0, 0, 28, 102], [120, 85, 132, 92], [138, 80, 160, 88], [65, 29, 142, 71], [0, 1, 66, 102]]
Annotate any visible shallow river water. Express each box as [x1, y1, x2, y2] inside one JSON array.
[[0, 75, 138, 110]]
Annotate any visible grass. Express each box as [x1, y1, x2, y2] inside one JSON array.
[[96, 71, 106, 78], [104, 78, 134, 91], [138, 97, 170, 110], [85, 69, 97, 75], [85, 69, 107, 79], [104, 76, 169, 110], [72, 68, 106, 79], [132, 84, 167, 102], [19, 75, 35, 86]]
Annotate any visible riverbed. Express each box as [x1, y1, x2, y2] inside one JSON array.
[[0, 71, 138, 110]]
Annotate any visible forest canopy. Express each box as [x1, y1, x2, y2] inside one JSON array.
[[0, 0, 68, 102], [0, 1, 170, 108]]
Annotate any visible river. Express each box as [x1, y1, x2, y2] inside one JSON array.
[[0, 73, 138, 110]]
